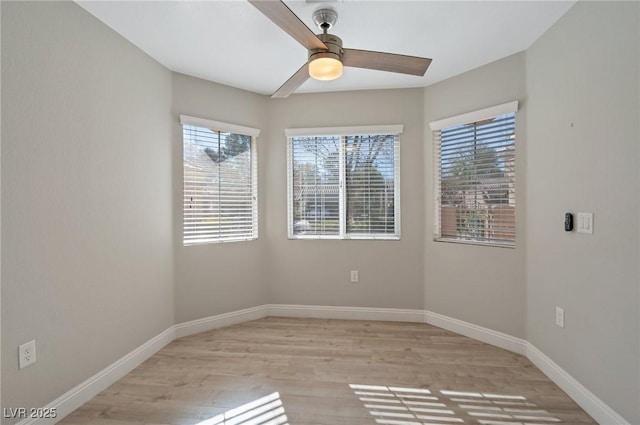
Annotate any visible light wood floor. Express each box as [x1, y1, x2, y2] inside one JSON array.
[[59, 317, 595, 425]]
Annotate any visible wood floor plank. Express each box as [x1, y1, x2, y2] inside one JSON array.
[[58, 317, 595, 425]]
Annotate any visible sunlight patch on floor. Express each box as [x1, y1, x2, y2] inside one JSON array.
[[350, 384, 561, 425], [194, 392, 288, 425]]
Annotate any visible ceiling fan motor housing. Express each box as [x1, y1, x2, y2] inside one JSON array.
[[308, 33, 344, 63]]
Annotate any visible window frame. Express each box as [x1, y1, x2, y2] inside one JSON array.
[[286, 125, 402, 240], [430, 101, 518, 248], [181, 114, 259, 246]]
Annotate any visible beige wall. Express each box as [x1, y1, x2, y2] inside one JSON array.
[[423, 53, 527, 338], [1, 2, 174, 423], [265, 89, 425, 309], [525, 2, 639, 422], [171, 73, 269, 323]]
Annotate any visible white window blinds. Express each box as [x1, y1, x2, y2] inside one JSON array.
[[290, 136, 341, 236], [181, 116, 258, 245], [431, 102, 517, 246], [345, 135, 398, 235], [287, 126, 401, 240]]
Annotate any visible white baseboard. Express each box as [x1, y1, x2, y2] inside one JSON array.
[[266, 304, 425, 323], [423, 310, 528, 355], [174, 305, 267, 338], [16, 326, 175, 425], [423, 311, 629, 424], [526, 343, 630, 425], [18, 304, 627, 425]]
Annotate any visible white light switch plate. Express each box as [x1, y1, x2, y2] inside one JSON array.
[[577, 212, 593, 234]]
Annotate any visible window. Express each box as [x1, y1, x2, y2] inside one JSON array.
[[431, 101, 517, 247], [286, 125, 402, 239], [181, 115, 259, 245]]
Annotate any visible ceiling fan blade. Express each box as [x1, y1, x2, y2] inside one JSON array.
[[248, 0, 327, 51], [272, 62, 310, 98], [343, 49, 432, 76]]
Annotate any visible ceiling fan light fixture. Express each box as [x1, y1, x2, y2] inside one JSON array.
[[309, 54, 343, 81], [308, 33, 344, 81]]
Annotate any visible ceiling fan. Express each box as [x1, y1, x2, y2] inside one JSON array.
[[248, 1, 432, 98]]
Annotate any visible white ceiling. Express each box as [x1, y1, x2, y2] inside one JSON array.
[[77, 0, 575, 96]]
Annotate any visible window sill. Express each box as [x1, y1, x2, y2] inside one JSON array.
[[289, 234, 400, 241], [184, 237, 258, 246], [434, 237, 515, 249]]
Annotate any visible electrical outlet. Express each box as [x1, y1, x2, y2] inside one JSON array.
[[350, 270, 359, 283], [19, 339, 37, 369], [555, 307, 565, 328]]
